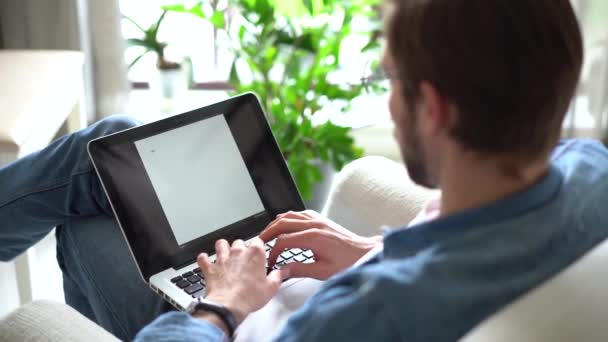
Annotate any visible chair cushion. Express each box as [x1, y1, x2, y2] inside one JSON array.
[[322, 156, 437, 236], [461, 237, 608, 342], [0, 300, 119, 342]]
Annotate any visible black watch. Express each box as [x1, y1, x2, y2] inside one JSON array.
[[188, 298, 238, 337]]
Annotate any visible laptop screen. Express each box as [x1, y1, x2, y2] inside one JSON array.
[[88, 93, 304, 281], [134, 115, 265, 246]]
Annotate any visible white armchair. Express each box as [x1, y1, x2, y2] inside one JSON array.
[[1, 156, 606, 341], [461, 236, 608, 342]]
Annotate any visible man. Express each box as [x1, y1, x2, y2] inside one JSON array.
[[2, 0, 608, 341]]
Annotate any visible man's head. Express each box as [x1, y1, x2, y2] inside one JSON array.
[[382, 0, 583, 188]]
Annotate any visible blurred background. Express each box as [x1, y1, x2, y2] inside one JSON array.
[[0, 0, 606, 319]]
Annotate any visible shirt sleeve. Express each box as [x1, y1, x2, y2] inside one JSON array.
[[134, 311, 226, 342], [270, 271, 402, 342]]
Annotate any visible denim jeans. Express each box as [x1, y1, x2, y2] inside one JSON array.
[[0, 115, 170, 341]]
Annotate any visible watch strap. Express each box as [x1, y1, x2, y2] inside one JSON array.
[[189, 299, 238, 337]]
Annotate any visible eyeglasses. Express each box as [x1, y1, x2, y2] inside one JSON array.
[[360, 67, 388, 87], [360, 61, 396, 93]]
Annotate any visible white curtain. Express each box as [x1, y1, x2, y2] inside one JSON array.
[[0, 0, 130, 121], [567, 0, 608, 141]]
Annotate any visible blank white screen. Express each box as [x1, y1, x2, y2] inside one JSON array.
[[134, 115, 265, 245]]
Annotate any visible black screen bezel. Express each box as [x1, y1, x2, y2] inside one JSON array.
[[88, 93, 305, 281]]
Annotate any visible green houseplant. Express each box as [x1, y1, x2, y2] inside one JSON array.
[[123, 10, 189, 99], [124, 10, 177, 69], [165, 0, 381, 200]]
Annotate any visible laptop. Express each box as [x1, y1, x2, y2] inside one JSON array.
[[87, 93, 312, 311]]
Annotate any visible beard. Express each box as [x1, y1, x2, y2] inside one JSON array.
[[402, 132, 435, 188], [397, 106, 436, 189]]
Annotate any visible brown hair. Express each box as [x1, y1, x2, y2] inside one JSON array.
[[386, 0, 583, 158]]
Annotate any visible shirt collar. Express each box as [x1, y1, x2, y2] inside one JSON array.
[[382, 165, 563, 258]]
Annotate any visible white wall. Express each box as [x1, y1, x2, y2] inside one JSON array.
[[0, 261, 20, 317], [0, 232, 64, 318]]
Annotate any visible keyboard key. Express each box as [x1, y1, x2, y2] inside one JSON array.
[[187, 275, 201, 283], [184, 282, 204, 295], [303, 250, 314, 258], [280, 251, 293, 260], [181, 271, 194, 278], [191, 287, 205, 298], [294, 254, 307, 262], [176, 279, 190, 289], [192, 267, 201, 273], [303, 258, 315, 264], [170, 276, 182, 283], [289, 249, 303, 256]]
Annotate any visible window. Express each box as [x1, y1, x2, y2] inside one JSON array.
[[120, 0, 387, 128], [120, 0, 233, 88], [566, 0, 608, 136]]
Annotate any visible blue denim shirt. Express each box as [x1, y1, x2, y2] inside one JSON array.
[[136, 139, 608, 341]]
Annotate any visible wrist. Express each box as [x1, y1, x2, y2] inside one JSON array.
[[192, 311, 230, 335], [188, 297, 242, 337], [369, 235, 384, 246], [203, 293, 248, 324], [360, 235, 383, 253]]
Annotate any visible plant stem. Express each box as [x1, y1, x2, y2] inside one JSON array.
[[280, 26, 304, 88]]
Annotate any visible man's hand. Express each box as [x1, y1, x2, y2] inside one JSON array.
[[197, 238, 287, 325], [260, 210, 382, 280]]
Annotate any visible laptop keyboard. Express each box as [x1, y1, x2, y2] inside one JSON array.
[[170, 240, 315, 298]]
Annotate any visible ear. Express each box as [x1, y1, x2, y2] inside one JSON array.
[[418, 81, 452, 135]]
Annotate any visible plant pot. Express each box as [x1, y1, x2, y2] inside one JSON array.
[[150, 67, 188, 100], [304, 161, 337, 212]]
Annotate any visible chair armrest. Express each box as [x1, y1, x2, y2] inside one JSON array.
[[322, 156, 437, 236], [460, 237, 608, 342], [0, 300, 119, 342]]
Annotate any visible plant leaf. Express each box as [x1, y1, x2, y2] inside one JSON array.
[[303, 0, 314, 14], [122, 15, 146, 34], [228, 58, 240, 85], [209, 11, 225, 29], [128, 51, 149, 69], [126, 38, 151, 48], [162, 3, 206, 18], [151, 10, 168, 41]]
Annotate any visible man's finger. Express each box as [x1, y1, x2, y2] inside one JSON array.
[[267, 229, 324, 267], [264, 211, 311, 235], [197, 253, 212, 274], [215, 239, 230, 263], [302, 210, 319, 218], [249, 237, 265, 249], [260, 218, 322, 242], [232, 239, 245, 249], [268, 210, 300, 225], [248, 237, 267, 263], [267, 268, 287, 289]]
